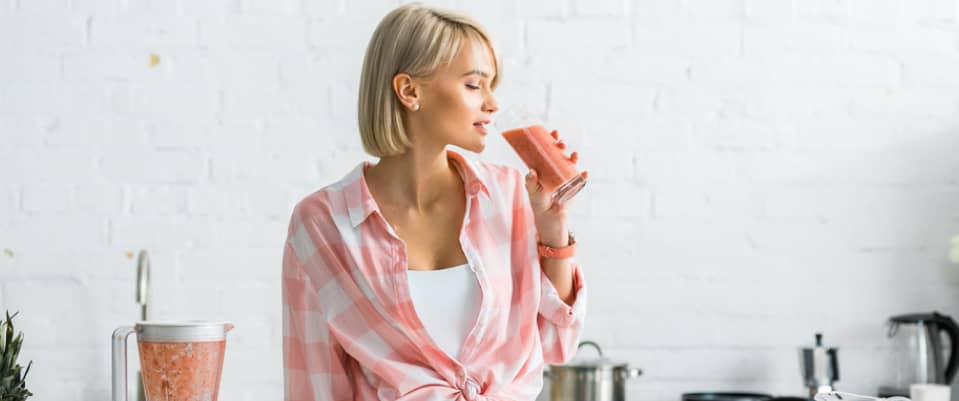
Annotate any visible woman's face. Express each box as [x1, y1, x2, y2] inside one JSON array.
[[410, 38, 499, 153]]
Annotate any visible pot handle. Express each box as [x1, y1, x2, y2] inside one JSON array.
[[577, 340, 603, 357], [618, 367, 644, 380]]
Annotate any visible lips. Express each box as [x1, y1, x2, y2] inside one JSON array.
[[474, 120, 489, 135]]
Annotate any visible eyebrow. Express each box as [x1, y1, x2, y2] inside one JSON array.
[[462, 70, 491, 78]]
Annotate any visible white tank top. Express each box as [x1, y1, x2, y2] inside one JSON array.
[[406, 263, 481, 359]]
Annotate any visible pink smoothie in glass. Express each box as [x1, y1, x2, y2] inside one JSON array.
[[502, 124, 586, 205]]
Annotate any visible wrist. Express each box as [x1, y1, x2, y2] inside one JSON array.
[[537, 226, 570, 247], [534, 212, 569, 246]]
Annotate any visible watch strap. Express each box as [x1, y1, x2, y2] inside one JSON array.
[[537, 232, 576, 259]]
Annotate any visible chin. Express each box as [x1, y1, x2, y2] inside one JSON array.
[[456, 145, 485, 154], [466, 140, 486, 154], [452, 137, 486, 154]]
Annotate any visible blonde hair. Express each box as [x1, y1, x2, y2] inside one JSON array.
[[358, 3, 501, 157]]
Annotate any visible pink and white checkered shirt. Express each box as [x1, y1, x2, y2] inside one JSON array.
[[282, 149, 587, 401]]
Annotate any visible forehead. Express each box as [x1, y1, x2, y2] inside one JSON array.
[[448, 37, 495, 78]]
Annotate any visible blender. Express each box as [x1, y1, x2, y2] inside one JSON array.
[[112, 321, 234, 401]]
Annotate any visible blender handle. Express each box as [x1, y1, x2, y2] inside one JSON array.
[[936, 314, 959, 383], [112, 326, 136, 401]]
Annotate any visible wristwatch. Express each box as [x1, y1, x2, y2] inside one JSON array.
[[537, 231, 576, 259]]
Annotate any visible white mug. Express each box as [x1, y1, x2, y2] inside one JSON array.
[[910, 384, 950, 401]]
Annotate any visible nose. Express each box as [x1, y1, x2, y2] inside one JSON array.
[[483, 91, 498, 114]]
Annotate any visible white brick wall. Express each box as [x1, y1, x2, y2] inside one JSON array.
[[1, 0, 959, 400]]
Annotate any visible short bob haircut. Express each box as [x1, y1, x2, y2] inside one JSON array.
[[358, 3, 501, 157]]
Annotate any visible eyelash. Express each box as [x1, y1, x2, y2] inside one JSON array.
[[466, 84, 480, 90]]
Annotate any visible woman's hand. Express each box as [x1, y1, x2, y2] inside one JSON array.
[[524, 166, 585, 247], [523, 130, 587, 247]]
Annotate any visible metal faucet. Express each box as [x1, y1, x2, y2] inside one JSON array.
[[136, 250, 150, 321]]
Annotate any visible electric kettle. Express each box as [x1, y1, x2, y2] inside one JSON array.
[[878, 312, 959, 397]]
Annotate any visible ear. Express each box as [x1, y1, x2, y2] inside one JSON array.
[[392, 73, 421, 111]]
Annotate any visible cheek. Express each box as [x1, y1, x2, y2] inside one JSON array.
[[432, 87, 462, 112], [436, 89, 478, 120], [461, 89, 485, 108]]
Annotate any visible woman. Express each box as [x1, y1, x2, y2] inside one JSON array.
[[282, 3, 587, 400]]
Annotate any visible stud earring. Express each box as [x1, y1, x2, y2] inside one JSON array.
[[412, 103, 420, 111]]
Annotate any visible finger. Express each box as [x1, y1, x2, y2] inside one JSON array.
[[581, 171, 589, 179], [550, 130, 559, 140], [569, 151, 579, 163], [556, 140, 567, 150], [525, 169, 542, 193]]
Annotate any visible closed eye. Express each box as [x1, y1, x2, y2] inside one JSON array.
[[466, 84, 480, 90]]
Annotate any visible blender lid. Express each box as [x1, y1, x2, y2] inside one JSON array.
[[136, 320, 233, 327], [135, 320, 234, 342]]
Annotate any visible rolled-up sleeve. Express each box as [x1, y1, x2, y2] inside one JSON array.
[[536, 258, 587, 364], [282, 238, 354, 401], [538, 260, 587, 327]]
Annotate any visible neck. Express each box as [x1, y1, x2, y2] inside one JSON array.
[[367, 144, 462, 211]]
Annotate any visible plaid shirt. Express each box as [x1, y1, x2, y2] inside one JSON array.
[[282, 149, 587, 401]]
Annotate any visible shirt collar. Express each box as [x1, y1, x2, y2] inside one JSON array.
[[345, 148, 491, 228]]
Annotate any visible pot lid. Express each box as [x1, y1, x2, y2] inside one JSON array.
[[559, 340, 628, 368], [682, 393, 774, 401]]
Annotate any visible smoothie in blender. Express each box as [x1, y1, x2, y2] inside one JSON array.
[[137, 340, 227, 401]]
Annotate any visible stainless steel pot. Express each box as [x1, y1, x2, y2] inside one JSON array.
[[543, 340, 643, 401]]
